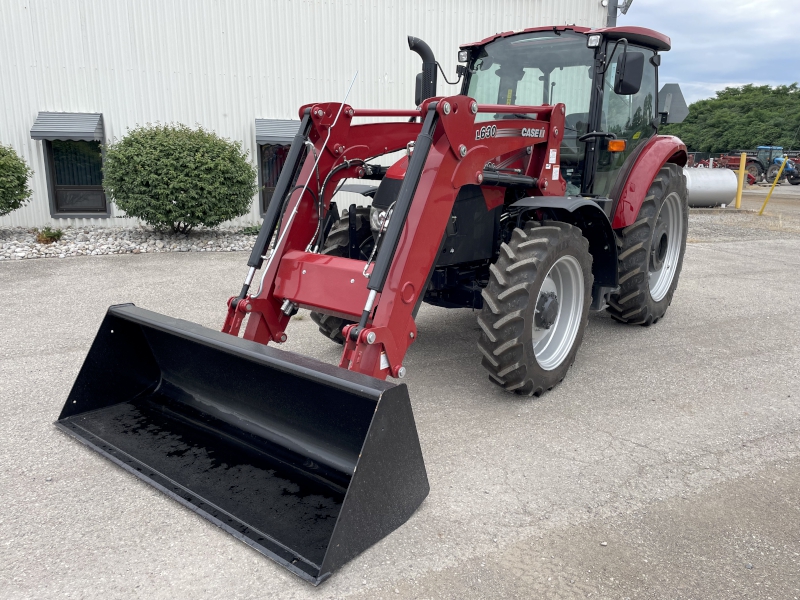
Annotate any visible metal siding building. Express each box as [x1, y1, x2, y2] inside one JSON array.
[[0, 0, 606, 228]]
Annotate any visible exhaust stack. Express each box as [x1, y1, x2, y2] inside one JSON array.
[[408, 36, 438, 105]]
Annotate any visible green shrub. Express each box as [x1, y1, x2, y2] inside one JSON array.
[[103, 124, 258, 233], [0, 144, 33, 217]]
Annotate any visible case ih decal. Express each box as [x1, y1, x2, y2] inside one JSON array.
[[521, 127, 545, 138], [478, 126, 546, 140]]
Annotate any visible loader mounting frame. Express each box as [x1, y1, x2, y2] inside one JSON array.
[[223, 96, 567, 380]]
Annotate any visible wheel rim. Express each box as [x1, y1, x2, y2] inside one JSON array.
[[648, 191, 684, 302], [531, 255, 584, 371]]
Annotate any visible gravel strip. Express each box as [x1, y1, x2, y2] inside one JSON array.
[[0, 226, 257, 261], [687, 209, 800, 243], [3, 209, 800, 262]]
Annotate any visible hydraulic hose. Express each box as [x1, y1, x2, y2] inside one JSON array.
[[309, 158, 366, 252]]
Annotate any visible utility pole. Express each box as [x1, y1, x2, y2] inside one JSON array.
[[606, 0, 619, 27], [608, 0, 633, 25]]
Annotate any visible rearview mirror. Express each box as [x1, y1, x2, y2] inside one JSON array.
[[414, 72, 423, 106], [614, 51, 644, 96]]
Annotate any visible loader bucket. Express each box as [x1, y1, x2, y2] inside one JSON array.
[[55, 304, 429, 585]]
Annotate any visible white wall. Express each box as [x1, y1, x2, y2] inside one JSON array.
[[0, 0, 606, 228]]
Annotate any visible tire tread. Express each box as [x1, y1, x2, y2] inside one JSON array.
[[478, 220, 593, 396]]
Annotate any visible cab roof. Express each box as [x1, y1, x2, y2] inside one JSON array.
[[460, 25, 671, 53]]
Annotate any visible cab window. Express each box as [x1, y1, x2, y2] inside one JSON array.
[[592, 46, 657, 197]]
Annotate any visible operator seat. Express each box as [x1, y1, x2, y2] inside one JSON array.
[[561, 112, 589, 193]]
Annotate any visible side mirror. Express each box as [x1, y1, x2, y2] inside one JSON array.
[[614, 51, 644, 96], [415, 73, 424, 106]]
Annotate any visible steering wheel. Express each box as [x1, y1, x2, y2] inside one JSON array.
[[578, 131, 617, 143]]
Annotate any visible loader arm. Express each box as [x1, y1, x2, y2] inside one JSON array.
[[223, 104, 423, 341], [227, 95, 565, 381]]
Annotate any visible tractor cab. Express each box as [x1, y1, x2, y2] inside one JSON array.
[[757, 146, 784, 166], [460, 26, 679, 198]]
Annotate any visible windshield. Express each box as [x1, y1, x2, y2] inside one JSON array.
[[466, 31, 595, 130], [758, 147, 782, 161]]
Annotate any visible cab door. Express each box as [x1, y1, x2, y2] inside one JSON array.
[[588, 45, 659, 197]]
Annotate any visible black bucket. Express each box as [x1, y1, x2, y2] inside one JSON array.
[[56, 304, 429, 585]]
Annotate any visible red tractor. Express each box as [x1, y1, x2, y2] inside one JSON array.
[[690, 153, 758, 185], [712, 147, 790, 183], [58, 25, 689, 584]]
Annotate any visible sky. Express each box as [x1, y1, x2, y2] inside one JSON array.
[[617, 0, 800, 104]]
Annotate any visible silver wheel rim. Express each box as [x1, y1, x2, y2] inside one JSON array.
[[648, 191, 684, 302], [531, 255, 584, 371]]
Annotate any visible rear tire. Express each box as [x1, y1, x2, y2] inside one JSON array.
[[478, 221, 593, 396], [310, 206, 374, 344], [607, 163, 688, 326], [746, 162, 762, 182], [789, 175, 800, 186]]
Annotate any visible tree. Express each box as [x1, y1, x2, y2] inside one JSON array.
[[662, 84, 800, 153], [103, 124, 258, 233], [0, 144, 33, 217]]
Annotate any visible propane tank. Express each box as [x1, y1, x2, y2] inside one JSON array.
[[684, 167, 738, 208]]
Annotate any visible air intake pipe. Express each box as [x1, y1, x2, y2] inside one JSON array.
[[408, 36, 438, 106]]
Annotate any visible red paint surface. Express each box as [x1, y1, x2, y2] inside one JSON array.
[[611, 135, 687, 229], [481, 186, 505, 210], [385, 156, 408, 180], [459, 25, 670, 53], [275, 250, 375, 319]]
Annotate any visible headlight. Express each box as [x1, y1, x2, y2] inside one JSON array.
[[370, 206, 389, 232]]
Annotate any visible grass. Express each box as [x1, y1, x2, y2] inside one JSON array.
[[240, 225, 261, 236], [35, 226, 64, 244]]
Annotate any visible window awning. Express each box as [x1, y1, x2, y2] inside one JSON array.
[[255, 119, 300, 145], [30, 112, 104, 141]]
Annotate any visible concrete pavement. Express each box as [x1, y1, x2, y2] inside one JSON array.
[[1, 220, 799, 599]]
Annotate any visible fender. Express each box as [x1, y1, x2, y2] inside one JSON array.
[[510, 196, 618, 288], [610, 135, 687, 229]]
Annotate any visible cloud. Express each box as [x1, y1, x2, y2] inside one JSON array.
[[619, 0, 800, 103]]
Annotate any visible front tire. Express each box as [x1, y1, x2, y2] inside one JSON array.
[[478, 221, 593, 396], [766, 163, 785, 184], [607, 163, 688, 326]]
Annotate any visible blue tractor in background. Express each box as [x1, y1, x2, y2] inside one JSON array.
[[763, 147, 800, 185]]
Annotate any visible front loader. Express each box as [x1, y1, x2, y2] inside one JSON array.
[[57, 25, 688, 584]]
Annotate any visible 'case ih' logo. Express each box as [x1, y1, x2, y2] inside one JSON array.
[[522, 127, 545, 138], [475, 125, 497, 140]]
